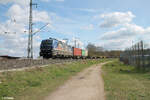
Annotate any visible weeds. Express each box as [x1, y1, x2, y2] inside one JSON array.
[[0, 59, 108, 100], [102, 60, 150, 100]]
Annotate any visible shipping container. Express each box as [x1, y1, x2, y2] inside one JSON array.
[[82, 50, 88, 57], [85, 50, 88, 57], [73, 47, 82, 57], [82, 50, 86, 56]]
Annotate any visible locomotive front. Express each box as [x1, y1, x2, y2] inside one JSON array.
[[40, 39, 54, 58]]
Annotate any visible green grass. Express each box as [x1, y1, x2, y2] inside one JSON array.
[[0, 59, 109, 100], [102, 59, 150, 100]]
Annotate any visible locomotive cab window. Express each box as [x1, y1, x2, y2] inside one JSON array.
[[40, 40, 53, 49]]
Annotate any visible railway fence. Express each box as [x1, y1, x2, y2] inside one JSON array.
[[120, 41, 150, 70]]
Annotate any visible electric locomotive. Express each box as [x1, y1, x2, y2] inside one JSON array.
[[40, 38, 72, 58]]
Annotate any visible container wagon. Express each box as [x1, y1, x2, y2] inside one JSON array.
[[73, 47, 82, 59], [81, 50, 88, 59]]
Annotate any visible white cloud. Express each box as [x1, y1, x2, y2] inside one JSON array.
[[6, 4, 52, 24], [0, 0, 64, 8], [99, 11, 135, 28], [33, 10, 52, 23], [100, 24, 144, 40], [98, 39, 133, 50], [96, 11, 150, 50], [0, 3, 52, 57], [7, 4, 28, 25], [70, 38, 84, 49], [99, 23, 150, 50], [0, 0, 29, 7], [80, 24, 94, 30]]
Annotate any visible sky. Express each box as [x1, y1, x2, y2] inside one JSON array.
[[0, 0, 150, 57]]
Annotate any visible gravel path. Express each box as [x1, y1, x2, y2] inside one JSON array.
[[45, 63, 106, 100]]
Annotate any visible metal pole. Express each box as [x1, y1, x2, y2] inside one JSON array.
[[141, 41, 144, 69], [30, 0, 33, 58], [75, 39, 76, 48], [137, 42, 140, 68], [28, 0, 33, 58]]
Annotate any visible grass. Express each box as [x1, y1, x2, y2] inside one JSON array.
[[102, 59, 150, 100], [0, 59, 109, 100]]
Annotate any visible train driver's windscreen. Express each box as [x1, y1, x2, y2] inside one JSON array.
[[40, 40, 53, 49]]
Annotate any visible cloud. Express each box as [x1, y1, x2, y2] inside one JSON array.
[[0, 0, 64, 7], [33, 10, 52, 23], [99, 11, 135, 28], [7, 4, 28, 25], [96, 11, 150, 50], [100, 23, 145, 40], [0, 0, 29, 6], [80, 24, 94, 30], [0, 3, 52, 57], [99, 23, 150, 50], [98, 39, 134, 50], [70, 38, 84, 49]]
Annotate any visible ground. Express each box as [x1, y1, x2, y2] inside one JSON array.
[[0, 59, 108, 100], [44, 63, 106, 100], [102, 60, 150, 100]]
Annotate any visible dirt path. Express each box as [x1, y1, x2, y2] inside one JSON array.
[[45, 63, 106, 100]]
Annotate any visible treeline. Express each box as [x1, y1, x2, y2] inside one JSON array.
[[86, 43, 122, 58]]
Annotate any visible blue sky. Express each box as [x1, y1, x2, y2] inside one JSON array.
[[0, 0, 150, 57]]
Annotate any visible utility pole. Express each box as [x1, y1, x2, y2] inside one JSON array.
[[74, 39, 76, 48], [28, 0, 33, 58], [28, 0, 37, 58]]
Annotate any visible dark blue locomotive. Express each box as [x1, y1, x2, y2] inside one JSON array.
[[40, 38, 73, 58]]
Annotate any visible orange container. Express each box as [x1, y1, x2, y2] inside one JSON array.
[[73, 47, 82, 56]]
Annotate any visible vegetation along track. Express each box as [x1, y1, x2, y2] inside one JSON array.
[[102, 59, 150, 100], [0, 58, 84, 71], [0, 59, 108, 100]]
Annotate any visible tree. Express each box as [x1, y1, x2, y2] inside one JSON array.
[[86, 43, 122, 57], [86, 43, 104, 57]]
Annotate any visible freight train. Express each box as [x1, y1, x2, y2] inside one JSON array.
[[40, 38, 88, 59]]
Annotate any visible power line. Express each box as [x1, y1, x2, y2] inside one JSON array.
[[32, 23, 49, 36]]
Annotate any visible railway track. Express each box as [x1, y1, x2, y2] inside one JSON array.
[[0, 58, 83, 71], [0, 59, 95, 72]]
